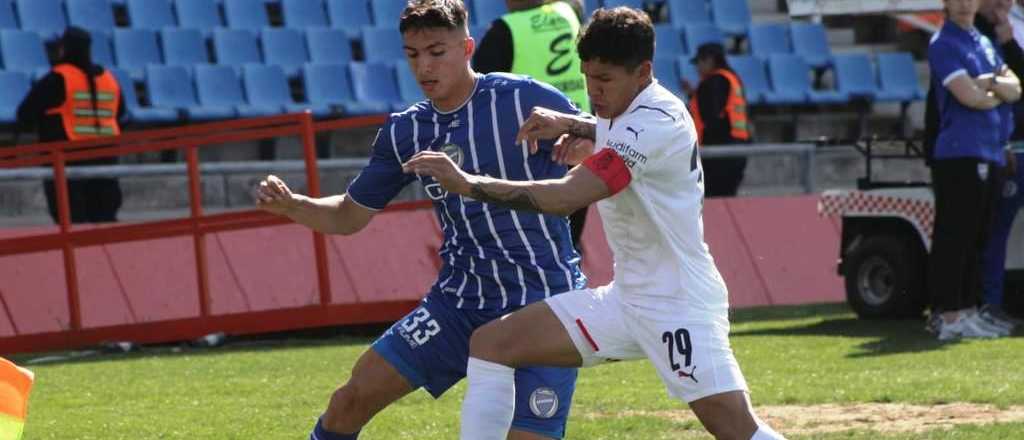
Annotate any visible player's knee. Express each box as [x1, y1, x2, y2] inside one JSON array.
[[468, 321, 514, 365], [703, 414, 758, 440], [322, 383, 371, 432]]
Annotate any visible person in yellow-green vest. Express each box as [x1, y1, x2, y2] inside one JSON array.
[[474, 0, 592, 251], [16, 27, 125, 224]]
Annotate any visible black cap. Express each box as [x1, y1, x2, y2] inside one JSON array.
[[690, 42, 725, 64], [60, 26, 91, 50]]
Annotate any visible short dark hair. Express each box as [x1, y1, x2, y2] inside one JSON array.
[[399, 0, 468, 34], [577, 7, 654, 70]]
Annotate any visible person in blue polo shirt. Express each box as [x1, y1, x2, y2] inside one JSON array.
[[927, 0, 1022, 341]]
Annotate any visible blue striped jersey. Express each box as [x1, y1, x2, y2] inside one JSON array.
[[347, 73, 586, 311]]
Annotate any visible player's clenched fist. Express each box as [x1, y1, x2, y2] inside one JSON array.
[[254, 175, 298, 215]]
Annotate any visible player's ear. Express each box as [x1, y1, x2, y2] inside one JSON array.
[[464, 33, 475, 58]]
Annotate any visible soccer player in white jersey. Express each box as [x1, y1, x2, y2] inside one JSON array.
[[404, 7, 786, 440]]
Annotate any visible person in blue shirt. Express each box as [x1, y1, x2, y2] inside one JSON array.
[[255, 1, 584, 439], [927, 0, 1021, 341]]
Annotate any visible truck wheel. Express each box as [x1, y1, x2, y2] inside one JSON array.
[[844, 236, 926, 318]]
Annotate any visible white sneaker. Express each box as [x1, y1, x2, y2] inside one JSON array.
[[937, 313, 1001, 341], [979, 305, 1020, 331], [973, 309, 1013, 336]]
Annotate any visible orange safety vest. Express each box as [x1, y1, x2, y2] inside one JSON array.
[[45, 63, 121, 140], [688, 68, 750, 144]]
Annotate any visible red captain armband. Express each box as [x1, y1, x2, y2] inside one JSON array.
[[581, 148, 632, 195]]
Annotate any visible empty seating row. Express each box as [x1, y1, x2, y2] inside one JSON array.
[[654, 21, 832, 68], [0, 0, 508, 40], [654, 52, 925, 106], [0, 61, 424, 125]]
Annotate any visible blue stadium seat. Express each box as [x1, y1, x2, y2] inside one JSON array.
[[749, 23, 790, 60], [193, 64, 265, 120], [114, 29, 162, 81], [223, 0, 271, 31], [726, 55, 769, 104], [370, 0, 405, 27], [127, 0, 176, 30], [677, 59, 699, 90], [395, 61, 425, 106], [765, 54, 846, 105], [361, 26, 406, 64], [668, 0, 711, 27], [145, 64, 202, 119], [66, 0, 117, 35], [710, 0, 751, 37], [90, 31, 115, 67], [161, 28, 210, 66], [15, 0, 67, 41], [604, 0, 644, 8], [469, 25, 487, 43], [471, 0, 506, 27], [0, 30, 51, 79], [305, 28, 353, 64], [175, 0, 223, 37], [283, 0, 328, 29], [242, 64, 331, 118], [261, 28, 309, 80], [302, 63, 387, 115], [349, 62, 405, 112], [654, 58, 684, 100], [326, 0, 372, 39], [0, 0, 17, 30], [683, 23, 724, 56], [654, 24, 685, 60], [213, 28, 262, 70], [0, 70, 30, 123], [790, 22, 832, 70], [110, 67, 180, 124], [584, 0, 599, 17], [833, 53, 877, 100], [876, 52, 925, 102]]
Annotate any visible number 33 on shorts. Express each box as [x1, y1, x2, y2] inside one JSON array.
[[399, 307, 442, 346]]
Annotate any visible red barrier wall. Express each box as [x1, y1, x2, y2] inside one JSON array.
[[0, 195, 843, 354]]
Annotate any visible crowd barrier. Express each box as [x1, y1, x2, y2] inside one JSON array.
[[0, 113, 843, 354]]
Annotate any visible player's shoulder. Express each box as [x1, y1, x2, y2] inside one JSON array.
[[480, 72, 566, 98]]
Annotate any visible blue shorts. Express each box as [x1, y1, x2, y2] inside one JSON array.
[[372, 291, 578, 439]]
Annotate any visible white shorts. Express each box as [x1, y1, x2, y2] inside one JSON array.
[[547, 284, 749, 403]]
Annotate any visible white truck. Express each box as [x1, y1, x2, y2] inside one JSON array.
[[818, 140, 1024, 318]]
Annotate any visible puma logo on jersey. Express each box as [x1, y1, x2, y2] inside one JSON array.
[[626, 126, 644, 140], [677, 365, 698, 383]]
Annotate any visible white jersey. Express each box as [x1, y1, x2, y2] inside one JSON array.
[[593, 79, 729, 325]]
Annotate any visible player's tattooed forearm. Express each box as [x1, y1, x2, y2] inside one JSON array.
[[469, 184, 543, 213], [568, 117, 596, 140]]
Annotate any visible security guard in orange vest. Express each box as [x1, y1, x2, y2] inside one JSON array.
[[17, 27, 125, 223], [686, 43, 751, 198]]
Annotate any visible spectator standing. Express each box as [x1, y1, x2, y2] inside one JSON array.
[[686, 42, 751, 197], [978, 0, 1024, 328], [16, 27, 125, 224], [927, 0, 1021, 340], [473, 0, 593, 251]]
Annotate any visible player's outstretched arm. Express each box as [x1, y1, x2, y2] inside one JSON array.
[[254, 175, 375, 235], [403, 152, 611, 216]]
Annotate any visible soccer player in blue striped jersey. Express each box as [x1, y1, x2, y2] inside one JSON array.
[[254, 1, 584, 439]]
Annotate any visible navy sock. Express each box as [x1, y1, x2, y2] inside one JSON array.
[[310, 417, 360, 440]]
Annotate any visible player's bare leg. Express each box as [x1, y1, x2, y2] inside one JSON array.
[[689, 391, 785, 440], [461, 301, 582, 440], [319, 348, 414, 435]]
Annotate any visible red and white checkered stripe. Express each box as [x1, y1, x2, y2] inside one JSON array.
[[819, 190, 935, 245]]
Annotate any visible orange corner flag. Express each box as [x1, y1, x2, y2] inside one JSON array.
[[0, 357, 33, 440]]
